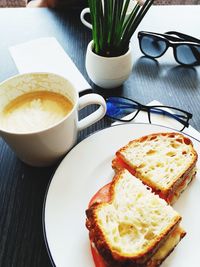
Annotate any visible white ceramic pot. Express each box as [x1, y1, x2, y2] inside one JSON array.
[[85, 41, 133, 89]]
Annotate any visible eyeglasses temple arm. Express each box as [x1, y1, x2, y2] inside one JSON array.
[[150, 108, 190, 126], [138, 31, 186, 42], [165, 31, 200, 44]]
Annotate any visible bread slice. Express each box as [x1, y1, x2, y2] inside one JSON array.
[[86, 169, 185, 267], [112, 132, 198, 204]]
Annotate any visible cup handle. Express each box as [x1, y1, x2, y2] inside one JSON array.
[[77, 94, 106, 131], [80, 7, 92, 30]]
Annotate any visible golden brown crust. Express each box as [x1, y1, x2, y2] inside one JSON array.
[[112, 157, 124, 173], [89, 227, 186, 267], [86, 170, 182, 267], [113, 132, 198, 204]]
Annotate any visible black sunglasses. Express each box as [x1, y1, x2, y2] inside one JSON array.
[[138, 31, 200, 66], [106, 97, 192, 131]]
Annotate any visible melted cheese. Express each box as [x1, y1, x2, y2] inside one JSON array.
[[149, 227, 185, 267], [170, 167, 197, 204]]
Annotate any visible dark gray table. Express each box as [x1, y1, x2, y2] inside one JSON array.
[[0, 5, 199, 267]]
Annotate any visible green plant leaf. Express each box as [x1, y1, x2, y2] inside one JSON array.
[[122, 0, 154, 49], [88, 0, 154, 57]]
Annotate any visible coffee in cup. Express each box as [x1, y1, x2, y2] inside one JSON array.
[[0, 72, 106, 166], [0, 90, 74, 133]]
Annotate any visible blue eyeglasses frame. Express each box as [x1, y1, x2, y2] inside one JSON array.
[[106, 96, 192, 131]]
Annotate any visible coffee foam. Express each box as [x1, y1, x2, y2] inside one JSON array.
[[0, 91, 73, 133]]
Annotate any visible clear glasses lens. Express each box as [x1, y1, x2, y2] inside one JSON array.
[[149, 107, 188, 131], [140, 35, 167, 57], [106, 97, 139, 120], [176, 44, 200, 65]]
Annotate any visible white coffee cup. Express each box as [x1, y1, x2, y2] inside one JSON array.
[[80, 1, 136, 30], [0, 72, 106, 167]]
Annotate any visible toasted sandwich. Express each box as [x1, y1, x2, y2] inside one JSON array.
[[86, 169, 185, 267], [112, 132, 197, 204]]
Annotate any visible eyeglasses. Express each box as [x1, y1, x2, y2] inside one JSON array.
[[106, 97, 192, 131], [138, 31, 200, 66]]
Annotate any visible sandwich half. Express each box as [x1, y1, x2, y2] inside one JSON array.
[[112, 132, 197, 204], [86, 169, 186, 267]]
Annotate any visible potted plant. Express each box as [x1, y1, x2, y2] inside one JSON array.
[[85, 0, 154, 88]]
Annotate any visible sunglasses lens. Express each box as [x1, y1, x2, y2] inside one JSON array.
[[140, 35, 167, 57], [176, 44, 200, 65], [106, 97, 139, 120]]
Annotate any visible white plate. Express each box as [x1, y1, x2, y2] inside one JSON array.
[[43, 123, 200, 267]]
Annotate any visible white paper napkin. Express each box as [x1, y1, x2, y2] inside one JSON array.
[[112, 100, 200, 141], [9, 37, 91, 93]]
